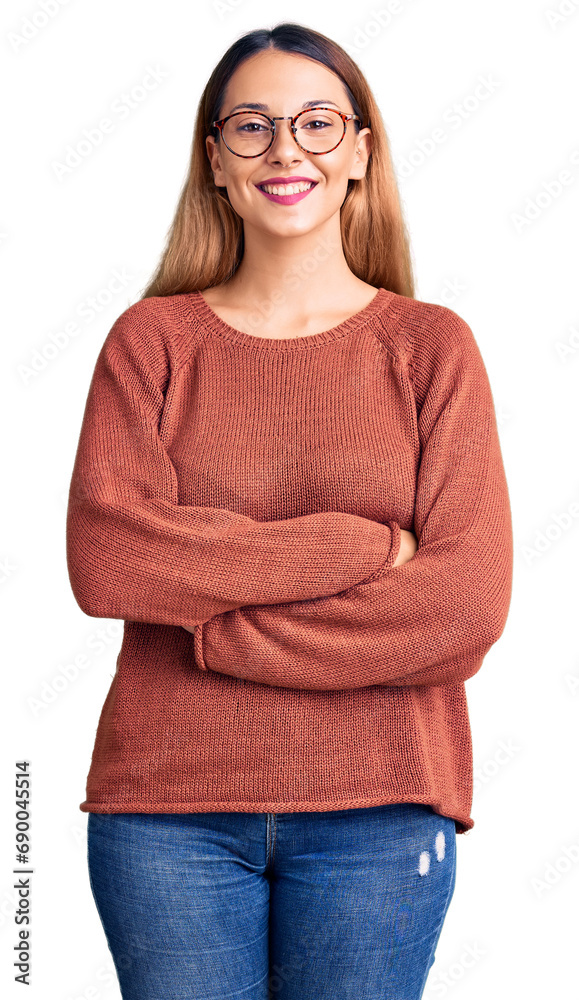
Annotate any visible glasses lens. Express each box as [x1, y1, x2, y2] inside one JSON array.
[[222, 110, 345, 156]]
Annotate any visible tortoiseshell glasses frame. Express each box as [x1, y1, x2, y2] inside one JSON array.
[[210, 107, 365, 158]]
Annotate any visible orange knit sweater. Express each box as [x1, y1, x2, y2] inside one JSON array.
[[66, 286, 513, 835]]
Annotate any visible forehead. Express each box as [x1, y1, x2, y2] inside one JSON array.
[[221, 50, 348, 114]]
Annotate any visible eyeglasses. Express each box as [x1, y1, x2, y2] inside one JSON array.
[[210, 107, 365, 158]]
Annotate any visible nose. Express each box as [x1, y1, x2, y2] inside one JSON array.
[[266, 118, 302, 163]]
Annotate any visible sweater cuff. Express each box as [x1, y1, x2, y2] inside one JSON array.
[[354, 520, 401, 586], [194, 623, 207, 671]]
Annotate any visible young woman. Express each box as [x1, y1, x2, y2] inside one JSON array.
[[67, 21, 513, 1000]]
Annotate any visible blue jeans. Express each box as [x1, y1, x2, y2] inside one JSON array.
[[87, 803, 456, 999]]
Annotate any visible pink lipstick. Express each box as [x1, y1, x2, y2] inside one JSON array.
[[256, 181, 318, 205]]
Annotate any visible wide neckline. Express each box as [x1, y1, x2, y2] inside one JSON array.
[[186, 286, 393, 351]]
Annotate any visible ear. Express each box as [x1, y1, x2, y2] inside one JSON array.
[[349, 128, 372, 180], [206, 134, 226, 187]]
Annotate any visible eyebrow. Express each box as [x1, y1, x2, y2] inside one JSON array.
[[227, 99, 340, 115]]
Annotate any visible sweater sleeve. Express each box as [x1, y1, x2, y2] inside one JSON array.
[[65, 304, 399, 628], [195, 307, 513, 688]]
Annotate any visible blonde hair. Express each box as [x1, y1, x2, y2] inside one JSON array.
[[141, 21, 415, 300]]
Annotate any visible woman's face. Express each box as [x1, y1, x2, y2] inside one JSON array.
[[205, 49, 372, 239]]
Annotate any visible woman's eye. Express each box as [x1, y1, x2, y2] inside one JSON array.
[[240, 124, 267, 133]]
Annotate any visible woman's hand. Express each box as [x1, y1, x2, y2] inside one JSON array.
[[393, 528, 418, 567]]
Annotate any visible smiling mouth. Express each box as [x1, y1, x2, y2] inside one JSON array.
[[257, 181, 318, 194]]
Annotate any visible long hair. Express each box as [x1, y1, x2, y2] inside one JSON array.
[[140, 22, 415, 300]]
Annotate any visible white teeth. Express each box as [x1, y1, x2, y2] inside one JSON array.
[[260, 181, 314, 195]]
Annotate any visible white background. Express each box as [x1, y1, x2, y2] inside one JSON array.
[[2, 0, 578, 997]]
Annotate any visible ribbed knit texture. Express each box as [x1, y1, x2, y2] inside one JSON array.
[[66, 286, 513, 834]]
